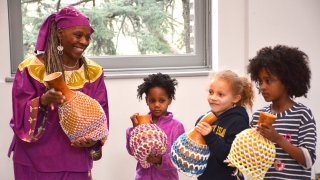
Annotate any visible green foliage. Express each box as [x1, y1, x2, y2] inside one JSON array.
[[21, 0, 188, 57], [82, 8, 117, 55]]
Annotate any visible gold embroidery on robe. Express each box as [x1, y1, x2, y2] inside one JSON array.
[[18, 56, 103, 89]]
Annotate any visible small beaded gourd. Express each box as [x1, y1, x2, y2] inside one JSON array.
[[170, 112, 217, 177], [129, 115, 167, 168], [43, 72, 108, 143], [226, 112, 277, 180]]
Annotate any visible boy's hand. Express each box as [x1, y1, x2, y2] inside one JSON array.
[[195, 122, 212, 136], [258, 123, 282, 143], [130, 113, 139, 127]]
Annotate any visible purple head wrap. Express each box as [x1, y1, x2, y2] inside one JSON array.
[[35, 6, 94, 53]]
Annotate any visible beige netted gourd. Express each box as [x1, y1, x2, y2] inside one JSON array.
[[43, 72, 108, 143], [58, 92, 108, 142], [226, 112, 277, 180]]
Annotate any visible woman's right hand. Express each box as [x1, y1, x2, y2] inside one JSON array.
[[40, 89, 66, 110], [130, 113, 139, 127]]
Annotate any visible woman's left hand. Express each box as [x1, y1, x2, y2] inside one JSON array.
[[195, 122, 212, 136], [71, 137, 97, 148]]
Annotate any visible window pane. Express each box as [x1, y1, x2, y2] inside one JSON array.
[[8, 0, 210, 75], [21, 0, 195, 58]]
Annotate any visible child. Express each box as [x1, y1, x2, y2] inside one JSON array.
[[126, 73, 185, 180], [247, 45, 317, 179], [195, 70, 254, 180]]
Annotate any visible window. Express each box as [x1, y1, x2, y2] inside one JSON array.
[[8, 0, 211, 77]]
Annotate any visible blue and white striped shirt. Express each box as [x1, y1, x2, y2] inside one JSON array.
[[250, 102, 317, 180]]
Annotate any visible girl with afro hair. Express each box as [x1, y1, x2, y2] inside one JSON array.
[[247, 45, 317, 179], [125, 73, 185, 180]]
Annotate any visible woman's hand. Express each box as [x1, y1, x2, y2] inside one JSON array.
[[257, 123, 282, 143], [195, 122, 212, 136], [71, 137, 97, 148], [130, 113, 139, 127], [40, 89, 66, 110]]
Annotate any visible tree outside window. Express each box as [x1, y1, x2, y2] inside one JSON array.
[[8, 0, 211, 76]]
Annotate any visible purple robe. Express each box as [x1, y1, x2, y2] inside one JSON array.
[[8, 56, 109, 176], [126, 112, 185, 180]]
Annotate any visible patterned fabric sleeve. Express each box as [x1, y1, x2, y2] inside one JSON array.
[[10, 68, 47, 143]]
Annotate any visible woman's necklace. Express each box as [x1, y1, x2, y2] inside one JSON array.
[[63, 60, 79, 69]]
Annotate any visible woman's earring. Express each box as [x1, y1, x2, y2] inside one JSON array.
[[57, 41, 64, 56]]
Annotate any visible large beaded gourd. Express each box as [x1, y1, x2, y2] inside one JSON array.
[[170, 112, 217, 177], [43, 72, 108, 143], [129, 115, 168, 168], [226, 112, 277, 180]]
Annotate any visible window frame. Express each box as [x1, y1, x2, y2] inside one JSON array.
[[7, 0, 212, 78]]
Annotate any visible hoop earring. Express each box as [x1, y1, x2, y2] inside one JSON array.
[[57, 41, 64, 56]]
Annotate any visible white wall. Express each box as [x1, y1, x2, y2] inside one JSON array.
[[247, 0, 320, 177], [0, 0, 319, 179]]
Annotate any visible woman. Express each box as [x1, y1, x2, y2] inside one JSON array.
[[8, 6, 109, 180]]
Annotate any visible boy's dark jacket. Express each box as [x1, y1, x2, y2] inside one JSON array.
[[196, 106, 249, 180]]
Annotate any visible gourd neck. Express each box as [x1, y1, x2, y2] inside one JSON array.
[[43, 72, 76, 101], [137, 115, 151, 125], [188, 112, 217, 145]]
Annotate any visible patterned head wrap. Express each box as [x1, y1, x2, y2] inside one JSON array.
[[35, 6, 94, 53]]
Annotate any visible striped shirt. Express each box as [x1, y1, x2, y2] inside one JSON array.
[[250, 102, 317, 180]]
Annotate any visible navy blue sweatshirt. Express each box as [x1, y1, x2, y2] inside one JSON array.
[[196, 106, 249, 180]]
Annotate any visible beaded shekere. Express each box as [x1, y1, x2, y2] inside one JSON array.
[[170, 112, 217, 177], [129, 119, 167, 168], [226, 112, 277, 180], [59, 92, 108, 143]]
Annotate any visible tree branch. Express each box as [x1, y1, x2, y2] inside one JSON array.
[[69, 0, 92, 6], [22, 0, 42, 4], [56, 0, 61, 11]]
